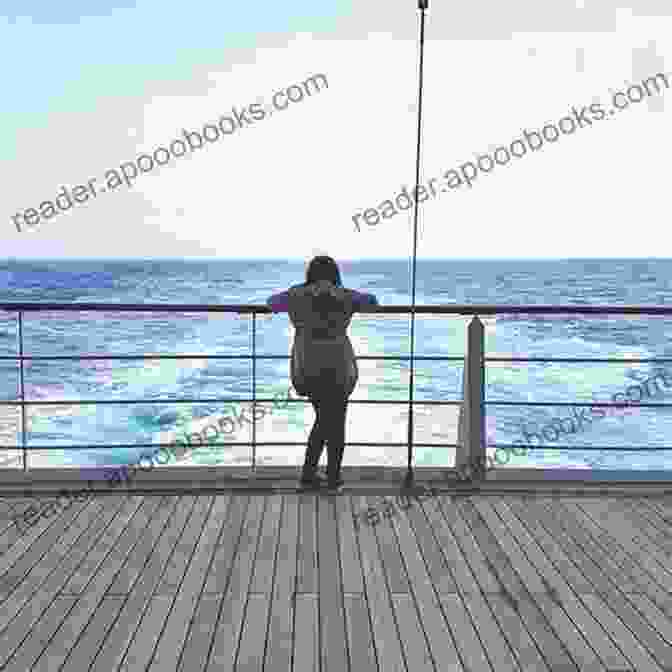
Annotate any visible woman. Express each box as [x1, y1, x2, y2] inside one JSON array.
[[267, 256, 379, 493]]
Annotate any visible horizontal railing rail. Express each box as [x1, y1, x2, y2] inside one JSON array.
[[4, 301, 672, 314], [0, 301, 672, 316], [1, 302, 672, 485]]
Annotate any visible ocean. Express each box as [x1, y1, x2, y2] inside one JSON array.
[[1, 257, 671, 473]]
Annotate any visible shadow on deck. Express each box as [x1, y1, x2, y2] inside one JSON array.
[[0, 489, 671, 671]]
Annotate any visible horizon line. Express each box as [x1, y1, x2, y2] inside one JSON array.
[[2, 256, 672, 262]]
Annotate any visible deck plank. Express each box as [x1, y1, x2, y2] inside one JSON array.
[[560, 497, 672, 602], [0, 496, 123, 667], [620, 499, 672, 554], [388, 492, 464, 672], [503, 498, 595, 595], [60, 595, 127, 671], [492, 499, 610, 672], [625, 593, 672, 646], [432, 496, 521, 672], [108, 494, 184, 594], [60, 495, 146, 594], [486, 593, 551, 672], [482, 499, 606, 672], [0, 497, 105, 625], [294, 594, 319, 672], [336, 495, 365, 594], [531, 497, 672, 671], [0, 596, 78, 671], [582, 593, 665, 672], [471, 498, 548, 595], [418, 495, 481, 595], [393, 594, 435, 672], [0, 498, 25, 540], [205, 495, 266, 672], [149, 495, 230, 672], [433, 495, 501, 593], [155, 495, 214, 595], [611, 498, 672, 557], [439, 593, 495, 672], [607, 499, 672, 556], [577, 500, 672, 620], [632, 499, 672, 536], [354, 494, 407, 672], [176, 593, 222, 672], [533, 498, 639, 592], [564, 499, 672, 600], [91, 496, 198, 672], [119, 594, 175, 671], [0, 497, 68, 559], [236, 593, 272, 672], [30, 496, 166, 672], [368, 495, 411, 594], [263, 495, 298, 672], [317, 493, 349, 672], [402, 492, 457, 594], [249, 494, 282, 595], [0, 490, 670, 672], [458, 498, 576, 672], [344, 593, 378, 672], [0, 496, 92, 597], [203, 494, 249, 594], [493, 498, 587, 605], [505, 497, 631, 671], [297, 492, 317, 594], [642, 498, 672, 529], [528, 594, 608, 672]]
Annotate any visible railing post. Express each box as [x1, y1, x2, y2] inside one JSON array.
[[457, 316, 485, 480]]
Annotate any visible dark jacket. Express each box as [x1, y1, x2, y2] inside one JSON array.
[[267, 280, 378, 396]]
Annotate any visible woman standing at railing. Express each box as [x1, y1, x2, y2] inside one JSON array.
[[267, 256, 378, 493]]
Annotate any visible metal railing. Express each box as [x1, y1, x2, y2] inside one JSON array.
[[1, 302, 672, 487]]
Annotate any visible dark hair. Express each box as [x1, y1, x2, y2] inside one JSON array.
[[304, 256, 342, 287]]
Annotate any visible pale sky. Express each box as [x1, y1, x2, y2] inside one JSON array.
[[1, 0, 670, 260]]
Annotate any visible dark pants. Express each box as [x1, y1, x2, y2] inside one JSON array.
[[301, 375, 350, 484]]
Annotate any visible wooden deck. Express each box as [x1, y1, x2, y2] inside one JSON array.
[[0, 490, 671, 671]]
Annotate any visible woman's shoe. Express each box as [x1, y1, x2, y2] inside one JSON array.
[[299, 473, 326, 489], [326, 481, 344, 494], [318, 468, 343, 488]]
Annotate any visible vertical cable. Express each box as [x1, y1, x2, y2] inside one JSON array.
[[17, 311, 28, 473], [405, 0, 428, 487], [252, 311, 257, 471]]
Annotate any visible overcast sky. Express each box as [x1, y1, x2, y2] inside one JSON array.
[[1, 0, 670, 260]]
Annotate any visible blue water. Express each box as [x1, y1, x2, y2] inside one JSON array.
[[1, 257, 671, 472]]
